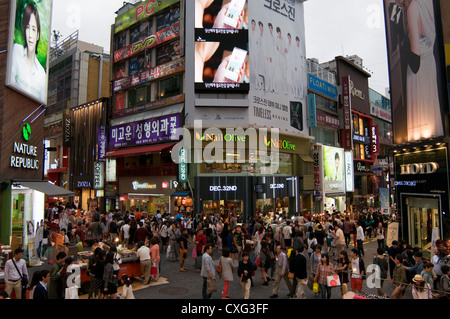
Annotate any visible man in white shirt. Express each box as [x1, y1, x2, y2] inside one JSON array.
[[282, 221, 293, 248], [4, 248, 28, 299], [136, 241, 152, 286], [121, 220, 131, 247], [356, 221, 365, 257]]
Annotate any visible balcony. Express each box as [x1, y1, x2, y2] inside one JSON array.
[[117, 163, 177, 177]]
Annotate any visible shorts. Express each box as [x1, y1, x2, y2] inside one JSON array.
[[351, 278, 363, 291]]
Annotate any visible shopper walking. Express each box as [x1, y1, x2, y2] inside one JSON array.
[[201, 244, 215, 299], [314, 253, 335, 299], [4, 248, 29, 299], [269, 245, 294, 298], [238, 251, 255, 299], [291, 245, 308, 299], [219, 247, 235, 299]]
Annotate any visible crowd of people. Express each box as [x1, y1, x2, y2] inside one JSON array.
[[1, 202, 449, 300]]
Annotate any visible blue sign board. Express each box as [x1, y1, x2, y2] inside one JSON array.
[[308, 74, 338, 101], [308, 93, 317, 128]]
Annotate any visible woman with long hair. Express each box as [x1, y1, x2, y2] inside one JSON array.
[[314, 253, 335, 299]]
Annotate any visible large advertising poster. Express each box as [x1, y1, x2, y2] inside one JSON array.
[[6, 0, 53, 105], [323, 145, 345, 194], [195, 0, 249, 92], [384, 0, 448, 144], [248, 0, 307, 134]]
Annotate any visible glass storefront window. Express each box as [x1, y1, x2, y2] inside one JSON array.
[[199, 152, 292, 175], [407, 197, 440, 249], [202, 200, 243, 217]]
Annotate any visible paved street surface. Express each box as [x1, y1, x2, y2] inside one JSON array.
[[27, 235, 412, 300]]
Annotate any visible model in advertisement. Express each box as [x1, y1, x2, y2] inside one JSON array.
[[10, 2, 47, 102], [195, 0, 247, 29], [395, 0, 443, 141]]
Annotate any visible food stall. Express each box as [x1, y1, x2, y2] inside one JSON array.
[[77, 246, 142, 294]]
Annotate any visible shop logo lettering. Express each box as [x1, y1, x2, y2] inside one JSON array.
[[172, 121, 281, 174], [132, 182, 156, 190], [135, 0, 156, 22], [210, 186, 237, 192], [400, 162, 439, 175], [270, 184, 285, 189]]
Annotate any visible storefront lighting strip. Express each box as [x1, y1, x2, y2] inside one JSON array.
[[128, 193, 166, 197], [394, 146, 447, 156]]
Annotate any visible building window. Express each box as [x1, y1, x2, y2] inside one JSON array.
[[130, 20, 152, 44], [156, 40, 181, 66], [128, 84, 151, 108], [158, 75, 182, 99], [156, 4, 180, 32], [115, 31, 127, 51]]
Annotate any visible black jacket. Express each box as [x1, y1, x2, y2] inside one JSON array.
[[290, 253, 307, 280], [33, 283, 48, 299]]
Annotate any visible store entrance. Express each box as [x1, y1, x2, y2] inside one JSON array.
[[121, 195, 170, 215], [202, 200, 243, 219], [406, 196, 440, 250], [256, 197, 290, 217]]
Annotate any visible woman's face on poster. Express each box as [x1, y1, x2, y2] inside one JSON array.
[[25, 13, 39, 55]]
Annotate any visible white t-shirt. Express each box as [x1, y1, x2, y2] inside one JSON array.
[[121, 224, 130, 239], [351, 258, 361, 279], [137, 246, 151, 261], [283, 226, 292, 239]]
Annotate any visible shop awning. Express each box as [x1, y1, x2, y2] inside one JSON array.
[[298, 154, 314, 162], [15, 181, 74, 197], [104, 143, 175, 158]]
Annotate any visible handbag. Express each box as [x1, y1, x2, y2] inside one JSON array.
[[288, 272, 295, 280], [255, 257, 261, 267], [313, 282, 320, 294], [11, 258, 28, 288], [151, 263, 158, 276], [206, 277, 217, 294], [327, 274, 341, 287], [192, 248, 197, 258], [307, 274, 314, 290]]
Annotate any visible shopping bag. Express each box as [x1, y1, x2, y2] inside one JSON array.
[[206, 277, 217, 294], [313, 282, 320, 294], [192, 248, 197, 258], [151, 263, 158, 276], [166, 244, 171, 259], [327, 275, 341, 287]]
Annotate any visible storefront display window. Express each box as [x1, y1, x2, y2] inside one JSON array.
[[199, 152, 292, 175], [202, 200, 243, 217], [407, 197, 440, 250]]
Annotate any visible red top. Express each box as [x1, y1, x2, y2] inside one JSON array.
[[195, 234, 207, 253]]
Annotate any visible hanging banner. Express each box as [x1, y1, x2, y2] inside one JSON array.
[[341, 75, 353, 151]]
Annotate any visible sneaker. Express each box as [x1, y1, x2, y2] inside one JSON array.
[[269, 294, 278, 298], [41, 256, 47, 260]]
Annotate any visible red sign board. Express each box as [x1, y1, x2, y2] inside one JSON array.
[[341, 76, 353, 151]]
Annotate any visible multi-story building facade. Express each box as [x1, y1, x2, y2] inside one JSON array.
[[43, 31, 110, 202], [107, 0, 312, 218], [384, 0, 450, 250]]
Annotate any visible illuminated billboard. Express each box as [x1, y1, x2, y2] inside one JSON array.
[[248, 0, 308, 134], [323, 145, 345, 194], [384, 0, 447, 143], [6, 0, 53, 105], [194, 0, 249, 93]]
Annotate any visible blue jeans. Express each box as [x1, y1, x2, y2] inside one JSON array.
[[319, 283, 332, 299]]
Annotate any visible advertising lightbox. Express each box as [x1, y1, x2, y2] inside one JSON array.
[[323, 145, 345, 194], [384, 0, 447, 143], [6, 0, 53, 105], [248, 0, 308, 134], [195, 0, 249, 93]]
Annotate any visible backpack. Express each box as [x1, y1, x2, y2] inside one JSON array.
[[309, 238, 317, 251]]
